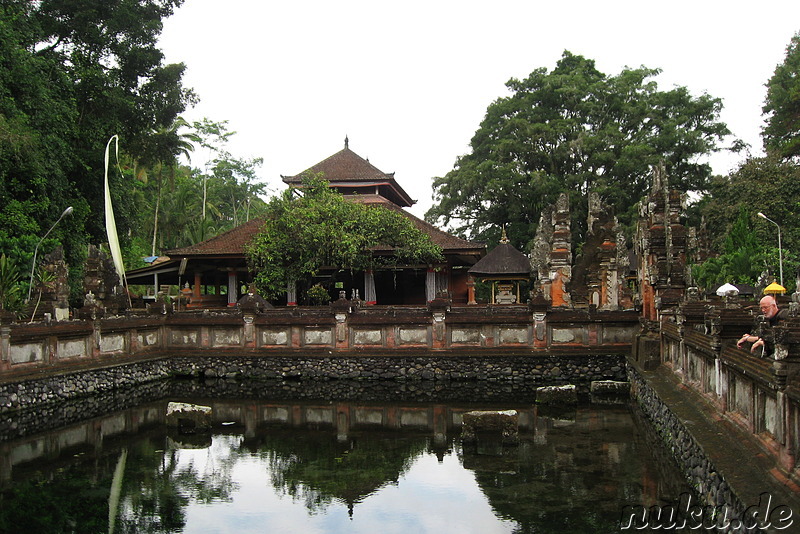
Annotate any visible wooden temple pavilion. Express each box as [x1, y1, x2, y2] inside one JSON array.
[[467, 229, 532, 305], [126, 138, 485, 306]]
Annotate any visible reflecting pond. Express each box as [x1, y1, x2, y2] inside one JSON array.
[[0, 380, 691, 533]]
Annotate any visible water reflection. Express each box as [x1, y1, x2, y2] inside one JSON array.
[[0, 383, 690, 533]]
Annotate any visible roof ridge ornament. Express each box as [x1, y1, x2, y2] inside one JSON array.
[[500, 225, 509, 244], [344, 135, 349, 149]]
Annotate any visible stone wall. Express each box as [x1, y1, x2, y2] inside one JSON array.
[[656, 309, 800, 474], [0, 306, 638, 375], [628, 365, 745, 520], [0, 352, 627, 413]]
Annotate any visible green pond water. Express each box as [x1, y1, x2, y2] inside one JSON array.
[[0, 381, 691, 533]]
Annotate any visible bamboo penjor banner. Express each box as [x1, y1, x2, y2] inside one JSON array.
[[104, 135, 126, 285]]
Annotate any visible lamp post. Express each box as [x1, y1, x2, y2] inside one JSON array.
[[758, 212, 783, 288], [27, 206, 73, 303]]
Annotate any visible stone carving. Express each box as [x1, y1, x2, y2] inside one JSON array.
[[28, 246, 70, 321], [237, 284, 273, 314], [635, 164, 688, 322], [570, 191, 632, 310], [83, 245, 128, 314], [549, 193, 572, 307], [530, 205, 553, 288]]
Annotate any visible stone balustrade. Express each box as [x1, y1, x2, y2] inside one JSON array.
[[636, 297, 800, 474], [0, 304, 639, 376]]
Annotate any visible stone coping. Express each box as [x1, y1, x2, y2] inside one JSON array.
[[628, 357, 800, 517]]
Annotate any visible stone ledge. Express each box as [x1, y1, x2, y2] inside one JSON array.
[[628, 358, 800, 522]]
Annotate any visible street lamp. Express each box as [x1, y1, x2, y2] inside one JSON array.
[[758, 212, 783, 288], [27, 206, 74, 303]]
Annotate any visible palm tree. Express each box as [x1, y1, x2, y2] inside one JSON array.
[[133, 118, 200, 255]]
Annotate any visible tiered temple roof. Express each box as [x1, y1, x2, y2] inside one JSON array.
[[281, 137, 415, 208], [126, 139, 485, 292]]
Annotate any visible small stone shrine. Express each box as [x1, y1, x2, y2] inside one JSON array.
[[83, 245, 128, 315], [27, 246, 70, 321], [467, 228, 531, 305]]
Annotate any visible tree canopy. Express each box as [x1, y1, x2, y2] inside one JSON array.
[[0, 0, 194, 302], [691, 155, 800, 291], [691, 207, 765, 290], [763, 31, 800, 160], [246, 176, 443, 300], [121, 119, 268, 270], [426, 51, 734, 250]]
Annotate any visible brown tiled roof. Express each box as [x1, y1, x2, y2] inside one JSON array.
[[163, 196, 483, 258], [165, 217, 266, 257], [164, 141, 482, 260], [469, 242, 531, 276], [282, 147, 394, 184], [282, 141, 415, 207]]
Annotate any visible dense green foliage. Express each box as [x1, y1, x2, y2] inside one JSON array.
[[763, 32, 800, 160], [691, 156, 800, 291], [125, 119, 267, 267], [690, 31, 800, 292], [0, 253, 21, 311], [247, 175, 443, 299], [0, 0, 194, 302], [0, 1, 267, 300], [426, 51, 734, 250], [692, 207, 766, 290]]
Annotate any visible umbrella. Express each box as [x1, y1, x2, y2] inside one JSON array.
[[763, 282, 786, 295], [715, 283, 739, 296]]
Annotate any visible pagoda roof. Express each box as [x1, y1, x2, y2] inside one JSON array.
[[165, 216, 267, 257], [281, 138, 415, 207], [468, 238, 531, 277], [126, 142, 485, 285]]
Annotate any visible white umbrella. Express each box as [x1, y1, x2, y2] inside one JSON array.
[[715, 283, 739, 296]]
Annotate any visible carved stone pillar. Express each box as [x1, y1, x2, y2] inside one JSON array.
[[331, 296, 352, 349], [533, 312, 547, 349]]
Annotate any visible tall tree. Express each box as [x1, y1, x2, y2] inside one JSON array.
[[134, 117, 199, 255], [763, 31, 800, 160], [0, 0, 194, 303], [691, 207, 765, 290], [692, 156, 800, 290], [191, 118, 235, 221], [210, 153, 267, 228], [426, 51, 734, 250]]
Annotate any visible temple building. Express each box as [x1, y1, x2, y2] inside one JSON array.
[[126, 138, 486, 306]]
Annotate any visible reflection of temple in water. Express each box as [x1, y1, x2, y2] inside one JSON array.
[[0, 395, 681, 526]]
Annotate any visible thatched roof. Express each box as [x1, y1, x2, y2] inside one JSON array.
[[468, 236, 530, 277]]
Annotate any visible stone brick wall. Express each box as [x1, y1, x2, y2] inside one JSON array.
[[0, 352, 627, 413], [628, 365, 746, 522], [0, 307, 638, 376]]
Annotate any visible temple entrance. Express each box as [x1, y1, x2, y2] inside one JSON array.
[[374, 269, 427, 305]]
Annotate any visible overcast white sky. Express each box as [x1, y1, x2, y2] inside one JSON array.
[[158, 1, 800, 218]]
